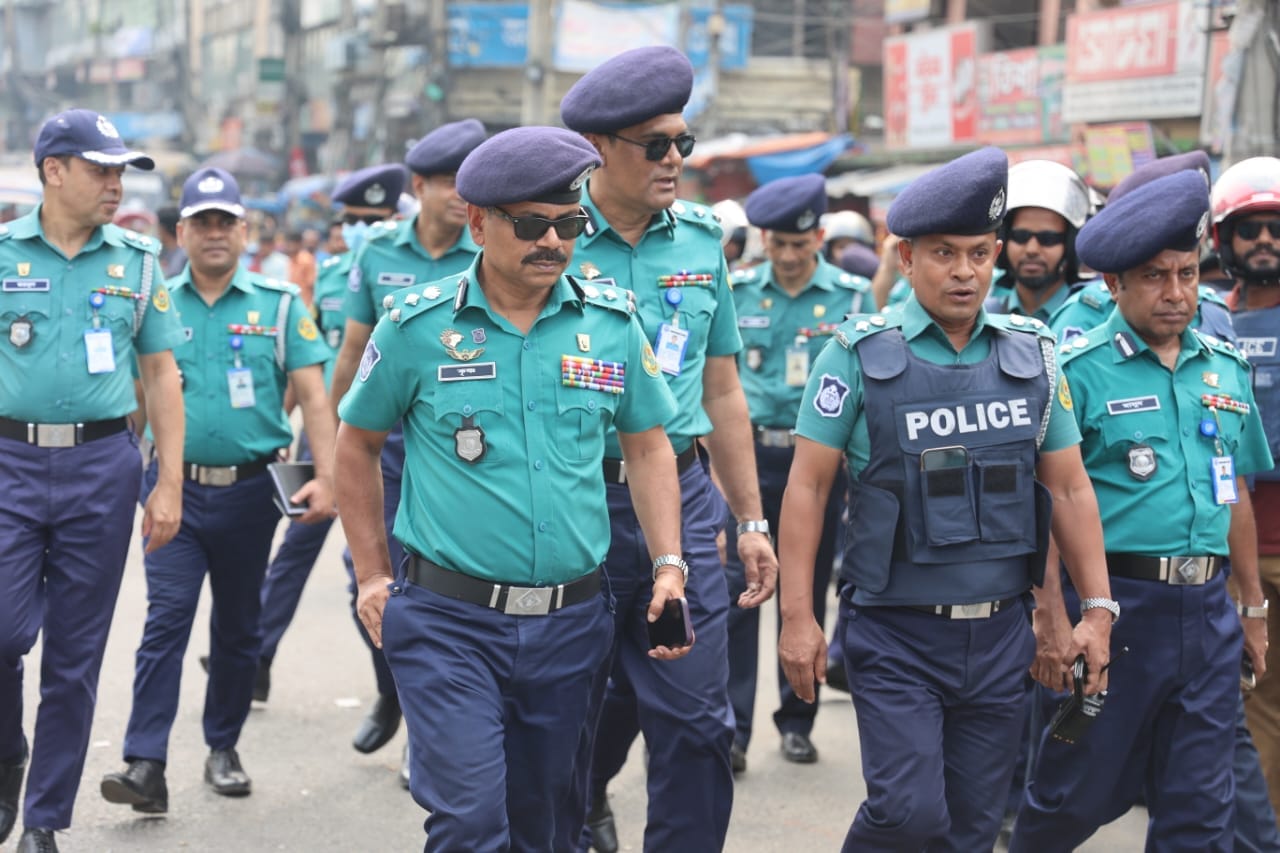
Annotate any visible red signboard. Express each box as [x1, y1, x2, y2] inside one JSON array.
[[1066, 2, 1180, 82]]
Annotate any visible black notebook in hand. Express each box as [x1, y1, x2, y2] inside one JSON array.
[[268, 462, 314, 517]]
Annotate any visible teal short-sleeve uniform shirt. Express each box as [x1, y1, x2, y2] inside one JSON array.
[[339, 260, 678, 585], [1059, 310, 1272, 554], [168, 268, 332, 465], [574, 190, 742, 456], [1050, 281, 1232, 343], [0, 208, 184, 421], [343, 217, 479, 327], [987, 279, 1075, 324], [796, 293, 1080, 476], [314, 252, 352, 386], [731, 257, 870, 428]]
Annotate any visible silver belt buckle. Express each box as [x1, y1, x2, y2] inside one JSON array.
[[1165, 556, 1209, 585], [35, 423, 76, 448], [503, 586, 553, 615], [613, 460, 628, 484], [950, 601, 995, 620], [198, 466, 237, 487], [759, 428, 794, 448]]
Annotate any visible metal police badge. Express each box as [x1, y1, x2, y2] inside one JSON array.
[[814, 373, 850, 418], [796, 209, 817, 231], [746, 347, 764, 371], [9, 316, 33, 348], [364, 183, 387, 206], [1127, 444, 1157, 481], [988, 187, 1006, 223], [197, 175, 224, 194], [455, 416, 486, 463]]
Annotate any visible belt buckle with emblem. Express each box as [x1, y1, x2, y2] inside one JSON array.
[[504, 586, 553, 615], [455, 416, 486, 463], [1168, 556, 1207, 585]]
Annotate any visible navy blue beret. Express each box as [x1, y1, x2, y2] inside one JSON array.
[[333, 164, 407, 209], [1077, 170, 1210, 274], [179, 168, 244, 219], [456, 126, 602, 208], [1108, 150, 1210, 204], [405, 119, 487, 176], [560, 46, 694, 134], [887, 147, 1008, 238], [744, 174, 828, 233], [839, 244, 881, 279], [35, 109, 154, 170]]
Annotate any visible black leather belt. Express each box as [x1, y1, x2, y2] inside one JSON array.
[[184, 455, 276, 487], [1106, 553, 1221, 585], [754, 425, 796, 448], [0, 416, 128, 448], [407, 554, 600, 616], [603, 443, 698, 485], [904, 596, 1021, 620]]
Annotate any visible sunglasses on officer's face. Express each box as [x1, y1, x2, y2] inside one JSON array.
[[1007, 228, 1067, 247], [341, 212, 386, 226], [1235, 220, 1280, 241], [610, 132, 697, 162], [491, 207, 590, 241]]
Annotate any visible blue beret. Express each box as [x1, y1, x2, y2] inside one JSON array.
[[456, 126, 602, 208], [179, 168, 244, 219], [839, 244, 880, 279], [1077, 170, 1210, 274], [333, 164, 407, 209], [35, 109, 154, 170], [405, 118, 487, 176], [744, 174, 828, 233], [1109, 150, 1210, 204], [560, 46, 694, 133], [887, 147, 1008, 238]]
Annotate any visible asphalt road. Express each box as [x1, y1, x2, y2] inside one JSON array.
[[12, 517, 1148, 851]]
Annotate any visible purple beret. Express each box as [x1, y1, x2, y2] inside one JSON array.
[[456, 126, 602, 208], [887, 147, 1008, 238], [560, 46, 694, 134], [744, 174, 828, 233], [1077, 170, 1210, 274], [179, 168, 244, 219], [405, 119, 487, 176], [333, 164, 407, 209], [35, 109, 154, 170], [1108, 151, 1210, 204], [838, 244, 881, 279]]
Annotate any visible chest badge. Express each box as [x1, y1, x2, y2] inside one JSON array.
[[9, 316, 33, 348], [1127, 444, 1157, 481], [1202, 372, 1220, 388], [746, 346, 764, 371], [248, 310, 261, 325], [580, 262, 601, 280], [107, 264, 124, 279], [16, 263, 30, 277], [813, 304, 827, 319], [577, 333, 591, 353], [441, 328, 484, 361], [455, 417, 487, 463], [761, 298, 773, 310]]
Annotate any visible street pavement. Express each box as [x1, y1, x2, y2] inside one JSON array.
[[14, 515, 1149, 851]]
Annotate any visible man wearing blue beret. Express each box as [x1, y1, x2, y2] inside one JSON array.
[[1011, 169, 1271, 852], [327, 121, 485, 771], [725, 172, 869, 773], [558, 45, 779, 852], [253, 163, 406, 711], [777, 146, 1115, 851], [335, 125, 686, 853]]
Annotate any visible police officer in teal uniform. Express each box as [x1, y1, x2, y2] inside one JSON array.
[[1012, 170, 1272, 852], [336, 125, 686, 852], [255, 164, 406, 703], [558, 46, 779, 852], [777, 147, 1116, 852], [0, 109, 185, 853], [725, 173, 869, 771], [100, 168, 335, 813], [328, 123, 486, 765]]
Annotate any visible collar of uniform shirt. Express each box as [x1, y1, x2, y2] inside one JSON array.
[[577, 186, 677, 246], [899, 290, 997, 346], [1101, 306, 1204, 364], [170, 265, 257, 295], [455, 256, 580, 321]]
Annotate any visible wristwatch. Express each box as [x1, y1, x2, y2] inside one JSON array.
[[1080, 597, 1121, 624], [1238, 600, 1270, 619], [737, 519, 770, 537], [652, 553, 689, 583]]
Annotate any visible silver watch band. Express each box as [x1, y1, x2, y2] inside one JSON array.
[[652, 553, 689, 583], [1080, 597, 1120, 624]]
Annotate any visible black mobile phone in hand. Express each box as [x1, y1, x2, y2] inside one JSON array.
[[1243, 653, 1257, 692], [647, 597, 693, 649]]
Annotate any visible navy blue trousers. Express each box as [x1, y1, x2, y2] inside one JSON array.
[[0, 432, 140, 829], [384, 577, 613, 852], [122, 461, 281, 761]]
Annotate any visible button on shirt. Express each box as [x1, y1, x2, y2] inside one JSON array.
[[344, 216, 479, 327], [339, 261, 678, 586], [0, 207, 184, 421]]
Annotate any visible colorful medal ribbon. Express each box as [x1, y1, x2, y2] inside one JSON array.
[[94, 286, 143, 301], [1202, 393, 1250, 415], [562, 354, 626, 394], [657, 271, 714, 288], [227, 323, 279, 337], [798, 322, 841, 338]]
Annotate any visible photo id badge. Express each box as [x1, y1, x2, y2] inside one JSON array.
[[655, 323, 689, 376], [785, 344, 810, 387], [1212, 455, 1239, 505], [84, 328, 116, 374], [227, 367, 256, 409]]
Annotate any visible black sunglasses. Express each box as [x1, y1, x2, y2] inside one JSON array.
[[1235, 220, 1280, 241], [492, 207, 590, 241], [1007, 228, 1066, 247], [341, 212, 386, 226], [610, 132, 696, 162]]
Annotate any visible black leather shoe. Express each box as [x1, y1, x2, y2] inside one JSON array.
[[253, 658, 271, 703], [586, 788, 618, 853], [825, 656, 849, 693], [399, 743, 410, 790], [781, 732, 818, 764], [730, 742, 747, 777], [352, 693, 401, 754], [17, 827, 58, 853], [101, 758, 168, 813], [0, 738, 27, 843], [204, 748, 251, 797]]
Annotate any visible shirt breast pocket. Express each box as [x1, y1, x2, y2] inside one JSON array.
[[673, 287, 718, 354], [1100, 411, 1169, 471], [1, 291, 52, 354], [432, 379, 506, 462], [555, 381, 619, 462]]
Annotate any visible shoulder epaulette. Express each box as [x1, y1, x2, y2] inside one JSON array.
[[1198, 285, 1230, 308], [103, 224, 160, 254], [834, 271, 872, 292], [1057, 326, 1110, 362], [988, 312, 1055, 339], [1194, 328, 1251, 368], [833, 312, 903, 351], [257, 276, 302, 295], [384, 275, 461, 325], [1079, 282, 1111, 310], [321, 254, 344, 269], [730, 267, 759, 288], [0, 223, 12, 241], [365, 220, 399, 242], [670, 200, 724, 239], [571, 275, 635, 317]]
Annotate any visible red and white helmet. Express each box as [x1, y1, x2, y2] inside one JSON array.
[[1211, 156, 1280, 279]]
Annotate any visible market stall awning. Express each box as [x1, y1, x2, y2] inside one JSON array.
[[825, 164, 941, 199], [687, 132, 857, 184]]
